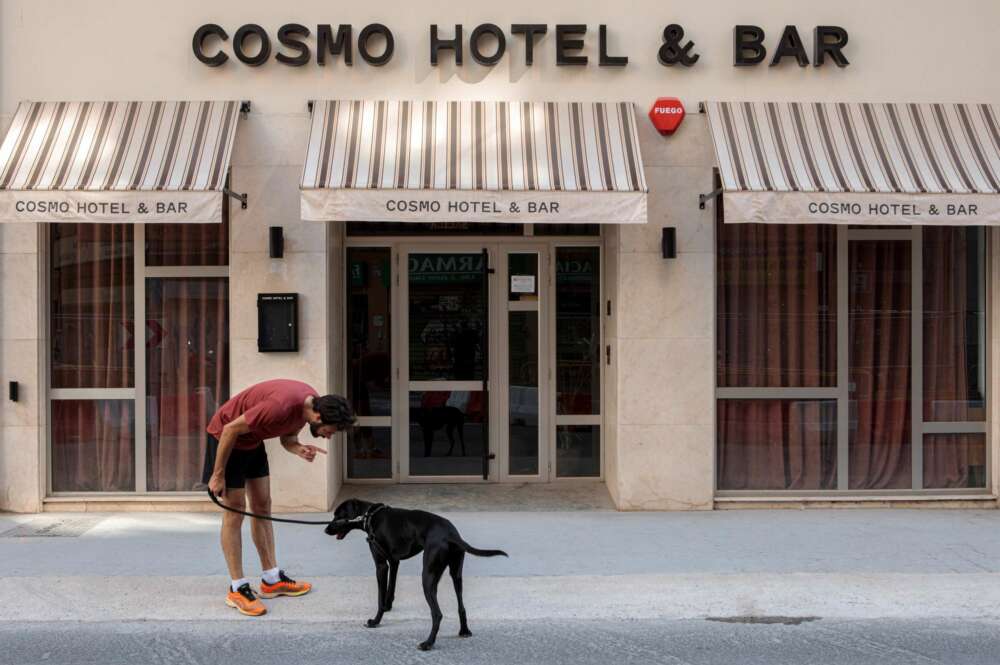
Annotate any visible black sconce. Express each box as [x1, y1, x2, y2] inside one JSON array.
[[269, 226, 284, 259], [9, 381, 18, 402], [661, 227, 677, 259]]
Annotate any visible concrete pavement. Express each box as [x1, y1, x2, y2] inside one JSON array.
[[2, 506, 1000, 662]]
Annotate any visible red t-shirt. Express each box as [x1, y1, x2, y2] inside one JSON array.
[[207, 379, 319, 450]]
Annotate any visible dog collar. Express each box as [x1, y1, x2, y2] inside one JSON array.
[[362, 503, 387, 534]]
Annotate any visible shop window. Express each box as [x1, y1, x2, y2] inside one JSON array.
[[51, 400, 135, 492], [848, 239, 912, 490], [716, 223, 988, 494], [145, 278, 229, 491], [49, 221, 229, 495], [145, 218, 229, 266], [923, 434, 987, 489], [347, 427, 392, 480], [50, 224, 135, 389], [509, 276, 540, 476], [555, 246, 601, 478], [348, 249, 393, 416], [555, 425, 601, 478], [923, 228, 986, 422], [717, 400, 837, 491], [346, 248, 393, 479], [717, 222, 837, 388]]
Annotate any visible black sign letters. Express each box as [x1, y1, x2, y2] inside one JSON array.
[[192, 22, 850, 69]]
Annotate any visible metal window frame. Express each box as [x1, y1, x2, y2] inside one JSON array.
[[715, 224, 994, 497], [46, 222, 231, 498]]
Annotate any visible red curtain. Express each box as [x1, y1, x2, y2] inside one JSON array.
[[717, 223, 837, 389], [716, 223, 837, 490], [922, 228, 986, 488], [50, 224, 135, 491], [51, 401, 135, 492], [146, 278, 229, 491], [848, 240, 912, 489]]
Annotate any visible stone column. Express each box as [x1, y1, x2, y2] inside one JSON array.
[[228, 112, 333, 512], [0, 221, 44, 513], [609, 116, 716, 510]]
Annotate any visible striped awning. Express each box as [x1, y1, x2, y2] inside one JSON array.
[[706, 101, 1000, 225], [301, 100, 647, 224], [0, 101, 241, 223]]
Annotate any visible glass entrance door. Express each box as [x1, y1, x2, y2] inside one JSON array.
[[346, 241, 600, 484], [403, 250, 492, 479]]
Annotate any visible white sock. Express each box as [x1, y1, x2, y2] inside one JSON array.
[[231, 578, 249, 592], [262, 567, 281, 584]]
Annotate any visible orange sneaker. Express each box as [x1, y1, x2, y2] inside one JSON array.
[[226, 583, 267, 616], [259, 571, 312, 598]]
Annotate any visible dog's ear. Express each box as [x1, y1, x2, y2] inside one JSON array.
[[334, 498, 364, 519], [332, 500, 352, 519]]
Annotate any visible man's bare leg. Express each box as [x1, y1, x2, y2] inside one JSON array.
[[246, 476, 277, 571], [221, 488, 247, 581]]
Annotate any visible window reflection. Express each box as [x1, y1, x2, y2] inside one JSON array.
[[556, 247, 600, 415], [348, 249, 392, 417], [408, 253, 486, 382]]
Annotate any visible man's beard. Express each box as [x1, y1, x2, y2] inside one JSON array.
[[309, 422, 321, 437]]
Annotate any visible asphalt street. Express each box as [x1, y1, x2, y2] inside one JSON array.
[[2, 618, 998, 665]]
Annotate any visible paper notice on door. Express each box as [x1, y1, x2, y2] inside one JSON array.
[[510, 275, 536, 294]]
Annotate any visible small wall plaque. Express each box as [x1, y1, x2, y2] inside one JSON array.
[[257, 293, 299, 352]]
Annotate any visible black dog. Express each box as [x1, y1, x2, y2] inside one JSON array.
[[325, 499, 508, 651]]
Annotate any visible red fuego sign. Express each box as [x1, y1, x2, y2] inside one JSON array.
[[649, 97, 685, 135]]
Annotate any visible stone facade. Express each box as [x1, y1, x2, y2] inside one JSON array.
[[2, 0, 1000, 511]]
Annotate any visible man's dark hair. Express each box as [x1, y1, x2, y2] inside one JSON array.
[[312, 394, 357, 428]]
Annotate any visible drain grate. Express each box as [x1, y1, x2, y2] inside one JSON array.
[[0, 517, 103, 538], [706, 616, 820, 626]]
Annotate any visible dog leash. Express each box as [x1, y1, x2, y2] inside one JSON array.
[[206, 490, 389, 542], [206, 488, 332, 526]]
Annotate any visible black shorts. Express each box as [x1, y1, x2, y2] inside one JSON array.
[[203, 436, 269, 489]]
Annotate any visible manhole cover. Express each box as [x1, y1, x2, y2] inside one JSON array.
[[706, 616, 820, 626], [0, 517, 103, 538]]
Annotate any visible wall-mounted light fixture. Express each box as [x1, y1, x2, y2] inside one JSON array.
[[9, 381, 18, 402], [661, 227, 677, 259], [269, 226, 284, 259]]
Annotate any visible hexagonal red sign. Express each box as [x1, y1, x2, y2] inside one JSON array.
[[648, 97, 685, 135]]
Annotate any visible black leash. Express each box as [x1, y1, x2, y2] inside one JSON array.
[[206, 488, 331, 526], [206, 489, 389, 551]]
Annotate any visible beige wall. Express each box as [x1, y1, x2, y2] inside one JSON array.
[[227, 115, 335, 512], [3, 0, 1000, 511], [4, 0, 1000, 111]]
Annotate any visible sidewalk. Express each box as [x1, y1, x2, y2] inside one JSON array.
[[3, 507, 1000, 623]]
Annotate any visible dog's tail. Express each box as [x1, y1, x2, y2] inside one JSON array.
[[457, 539, 508, 558]]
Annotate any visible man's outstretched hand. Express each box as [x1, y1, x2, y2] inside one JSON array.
[[294, 443, 328, 463]]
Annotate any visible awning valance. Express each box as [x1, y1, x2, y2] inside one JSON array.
[[0, 101, 241, 223], [706, 101, 1000, 225], [301, 100, 647, 224]]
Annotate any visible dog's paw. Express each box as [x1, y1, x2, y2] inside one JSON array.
[[365, 619, 380, 628], [458, 629, 472, 638], [418, 641, 434, 651]]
